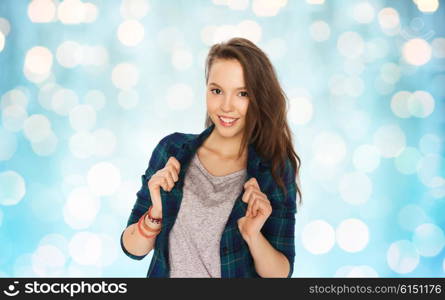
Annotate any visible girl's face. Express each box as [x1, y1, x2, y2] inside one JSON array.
[[206, 59, 249, 140]]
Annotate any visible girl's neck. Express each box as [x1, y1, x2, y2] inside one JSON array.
[[202, 130, 246, 161]]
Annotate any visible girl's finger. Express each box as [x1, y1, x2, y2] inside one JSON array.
[[248, 198, 256, 218], [246, 190, 255, 217], [242, 185, 254, 204], [163, 170, 174, 191], [253, 198, 260, 217], [168, 164, 179, 182]]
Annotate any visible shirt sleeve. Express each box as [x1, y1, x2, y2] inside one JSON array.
[[261, 158, 297, 278], [120, 135, 171, 261]]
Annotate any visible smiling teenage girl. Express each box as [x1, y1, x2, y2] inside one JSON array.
[[121, 37, 302, 278]]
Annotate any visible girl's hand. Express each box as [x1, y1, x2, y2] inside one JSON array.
[[237, 177, 272, 242], [147, 157, 181, 213]]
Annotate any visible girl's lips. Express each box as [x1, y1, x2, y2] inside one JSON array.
[[218, 116, 238, 127]]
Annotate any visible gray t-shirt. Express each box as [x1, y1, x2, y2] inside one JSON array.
[[168, 152, 247, 278]]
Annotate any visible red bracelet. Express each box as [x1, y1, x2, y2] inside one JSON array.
[[137, 216, 158, 239], [146, 205, 162, 224], [141, 211, 162, 233]]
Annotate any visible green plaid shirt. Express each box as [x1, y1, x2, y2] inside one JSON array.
[[120, 124, 297, 278]]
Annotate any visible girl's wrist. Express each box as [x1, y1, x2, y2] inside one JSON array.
[[150, 205, 163, 219]]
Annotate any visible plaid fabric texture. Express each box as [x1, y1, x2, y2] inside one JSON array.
[[120, 124, 298, 278]]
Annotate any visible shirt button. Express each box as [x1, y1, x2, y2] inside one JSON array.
[[222, 247, 228, 254]]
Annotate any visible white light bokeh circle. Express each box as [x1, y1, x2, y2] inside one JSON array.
[[69, 132, 96, 159], [92, 129, 117, 157], [312, 132, 346, 166], [66, 262, 102, 277], [336, 218, 369, 253], [335, 265, 378, 277], [378, 7, 400, 30], [344, 59, 365, 75], [84, 90, 106, 111], [83, 2, 98, 23], [0, 17, 11, 36], [56, 40, 83, 68], [228, 0, 249, 10], [24, 46, 53, 75], [31, 131, 58, 156], [339, 171, 372, 205], [387, 240, 419, 274], [28, 0, 56, 23], [87, 162, 121, 196], [118, 89, 139, 110], [95, 234, 118, 267], [288, 96, 313, 125], [412, 223, 445, 257], [263, 38, 287, 61], [2, 105, 28, 132], [30, 185, 64, 222], [380, 62, 401, 84], [69, 231, 102, 266], [402, 38, 432, 66], [0, 128, 17, 161], [32, 244, 65, 277], [337, 31, 364, 59], [69, 104, 96, 132], [391, 91, 412, 118], [353, 144, 381, 173], [38, 234, 69, 255], [394, 146, 422, 175], [373, 124, 406, 158], [301, 220, 335, 255], [398, 204, 429, 231], [1, 88, 29, 110], [57, 0, 86, 24], [419, 133, 441, 155], [120, 0, 150, 19], [166, 83, 194, 110], [237, 20, 262, 44], [111, 63, 139, 90], [63, 186, 100, 229], [0, 170, 26, 206], [13, 253, 37, 277], [364, 37, 389, 62], [415, 0, 439, 13], [432, 38, 445, 58], [52, 88, 79, 115], [352, 2, 375, 24], [23, 114, 52, 143], [171, 48, 193, 70], [38, 83, 60, 111], [251, 0, 287, 17], [0, 32, 4, 52], [309, 20, 330, 42], [117, 20, 145, 47], [417, 154, 444, 188], [338, 109, 371, 140], [214, 25, 241, 45], [344, 76, 365, 97], [110, 179, 141, 216], [408, 90, 435, 118]]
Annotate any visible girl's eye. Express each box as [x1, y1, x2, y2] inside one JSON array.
[[210, 88, 247, 97]]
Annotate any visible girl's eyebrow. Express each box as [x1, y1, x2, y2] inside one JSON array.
[[208, 82, 246, 90]]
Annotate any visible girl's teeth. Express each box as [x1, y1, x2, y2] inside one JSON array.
[[220, 117, 236, 123]]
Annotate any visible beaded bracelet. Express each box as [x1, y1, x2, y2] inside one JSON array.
[[137, 208, 162, 239]]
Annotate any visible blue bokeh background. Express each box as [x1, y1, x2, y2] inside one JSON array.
[[0, 0, 444, 277]]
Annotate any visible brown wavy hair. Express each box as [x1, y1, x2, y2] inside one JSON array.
[[204, 37, 302, 205]]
